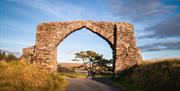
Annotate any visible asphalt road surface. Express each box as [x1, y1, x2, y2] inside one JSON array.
[[67, 78, 122, 91]]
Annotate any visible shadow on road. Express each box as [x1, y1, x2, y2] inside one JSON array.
[[91, 77, 124, 91], [67, 78, 123, 91]]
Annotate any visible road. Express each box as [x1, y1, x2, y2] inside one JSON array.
[[67, 78, 122, 91]]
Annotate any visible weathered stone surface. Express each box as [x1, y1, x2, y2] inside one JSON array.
[[21, 46, 35, 63], [22, 20, 142, 74]]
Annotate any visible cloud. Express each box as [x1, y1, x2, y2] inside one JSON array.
[[139, 14, 180, 38], [139, 41, 180, 52], [106, 0, 178, 22], [10, 0, 107, 21], [106, 0, 179, 39], [6, 0, 127, 22], [12, 0, 69, 20], [6, 0, 82, 20]]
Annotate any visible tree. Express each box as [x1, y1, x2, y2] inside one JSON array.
[[0, 50, 18, 62], [5, 53, 18, 62], [74, 51, 101, 71], [93, 58, 113, 74], [0, 51, 6, 61], [74, 51, 113, 76]]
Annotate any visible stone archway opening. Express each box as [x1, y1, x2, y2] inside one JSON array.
[[56, 27, 114, 75], [57, 27, 113, 63]]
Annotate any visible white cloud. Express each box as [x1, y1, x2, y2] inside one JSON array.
[[106, 0, 178, 22], [8, 0, 123, 21], [10, 0, 89, 20]]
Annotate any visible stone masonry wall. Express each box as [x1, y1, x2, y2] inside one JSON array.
[[115, 23, 141, 74], [22, 20, 142, 74], [22, 46, 35, 63]]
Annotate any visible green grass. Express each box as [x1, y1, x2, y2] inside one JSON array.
[[111, 59, 180, 91], [0, 61, 67, 91]]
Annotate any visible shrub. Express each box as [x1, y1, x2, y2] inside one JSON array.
[[0, 61, 67, 91], [57, 64, 75, 73], [0, 50, 18, 62]]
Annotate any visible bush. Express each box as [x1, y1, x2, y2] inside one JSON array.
[[57, 64, 75, 73], [0, 61, 67, 91], [0, 51, 18, 62]]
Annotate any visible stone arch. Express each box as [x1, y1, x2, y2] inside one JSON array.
[[22, 20, 142, 74]]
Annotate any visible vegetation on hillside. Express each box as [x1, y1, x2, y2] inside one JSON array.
[[57, 64, 76, 73], [0, 61, 67, 91], [59, 73, 87, 78], [57, 63, 87, 78], [111, 59, 180, 91], [0, 50, 18, 62]]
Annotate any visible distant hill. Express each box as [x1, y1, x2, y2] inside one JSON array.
[[0, 49, 21, 57], [58, 63, 83, 68], [58, 57, 180, 68], [144, 57, 180, 63]]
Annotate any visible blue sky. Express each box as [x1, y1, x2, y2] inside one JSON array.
[[0, 0, 179, 63]]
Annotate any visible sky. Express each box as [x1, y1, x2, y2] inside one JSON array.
[[0, 0, 179, 63]]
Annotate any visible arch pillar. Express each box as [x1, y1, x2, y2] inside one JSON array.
[[114, 23, 142, 74]]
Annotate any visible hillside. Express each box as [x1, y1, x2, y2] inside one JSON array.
[[144, 57, 180, 62], [111, 58, 180, 91], [58, 63, 83, 68]]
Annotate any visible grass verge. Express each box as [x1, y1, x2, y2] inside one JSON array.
[[0, 61, 67, 91], [111, 59, 180, 91]]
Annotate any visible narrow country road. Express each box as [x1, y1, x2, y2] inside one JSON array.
[[67, 78, 122, 91]]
